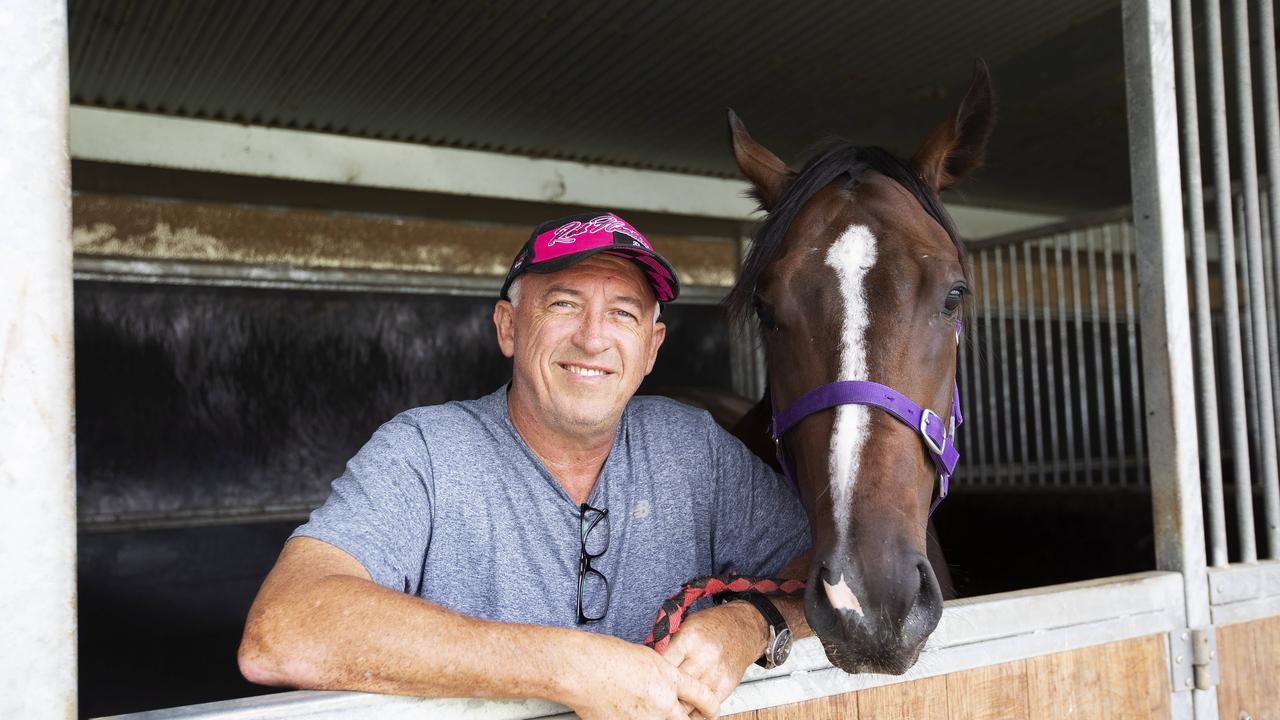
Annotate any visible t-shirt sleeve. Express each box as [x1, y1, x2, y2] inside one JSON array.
[[707, 419, 812, 576], [290, 418, 434, 593]]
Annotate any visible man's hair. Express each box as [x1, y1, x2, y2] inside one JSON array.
[[506, 275, 661, 322]]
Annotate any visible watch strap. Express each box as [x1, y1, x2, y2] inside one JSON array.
[[724, 591, 789, 668]]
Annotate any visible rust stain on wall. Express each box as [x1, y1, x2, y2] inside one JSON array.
[[72, 195, 737, 288]]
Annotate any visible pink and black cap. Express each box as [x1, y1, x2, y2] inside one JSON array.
[[500, 212, 680, 303]]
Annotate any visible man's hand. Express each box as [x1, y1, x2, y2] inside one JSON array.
[[562, 633, 720, 720], [657, 602, 769, 717]]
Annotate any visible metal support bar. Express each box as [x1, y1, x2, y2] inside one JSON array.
[[1174, 0, 1228, 565], [1204, 0, 1258, 562], [1055, 237, 1077, 484], [0, 1, 77, 717], [1230, 0, 1280, 558], [1122, 0, 1215, 716], [1261, 0, 1280, 551]]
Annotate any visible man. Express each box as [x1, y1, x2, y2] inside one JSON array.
[[238, 212, 811, 719]]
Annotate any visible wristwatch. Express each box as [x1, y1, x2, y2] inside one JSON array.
[[724, 591, 792, 669]]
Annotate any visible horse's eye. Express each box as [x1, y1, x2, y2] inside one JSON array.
[[754, 297, 778, 331], [943, 287, 966, 316]]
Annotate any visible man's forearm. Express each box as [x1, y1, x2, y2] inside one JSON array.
[[241, 539, 720, 719], [240, 572, 594, 704]]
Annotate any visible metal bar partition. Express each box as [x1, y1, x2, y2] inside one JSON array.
[[1122, 1, 1214, 718]]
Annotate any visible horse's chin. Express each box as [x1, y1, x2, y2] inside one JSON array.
[[820, 639, 925, 676]]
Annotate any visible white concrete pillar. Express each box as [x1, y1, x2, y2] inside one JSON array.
[[0, 0, 77, 717]]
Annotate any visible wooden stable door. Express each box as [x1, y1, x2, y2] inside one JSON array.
[[726, 635, 1170, 720], [1216, 616, 1280, 720]]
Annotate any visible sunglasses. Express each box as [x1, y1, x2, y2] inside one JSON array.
[[576, 502, 611, 624]]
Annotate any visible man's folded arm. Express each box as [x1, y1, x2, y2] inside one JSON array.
[[238, 537, 719, 720]]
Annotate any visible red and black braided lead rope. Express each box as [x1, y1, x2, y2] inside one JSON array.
[[644, 576, 806, 653]]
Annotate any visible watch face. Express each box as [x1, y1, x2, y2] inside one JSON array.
[[771, 627, 793, 666]]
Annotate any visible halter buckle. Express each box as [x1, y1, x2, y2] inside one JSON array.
[[919, 409, 946, 456]]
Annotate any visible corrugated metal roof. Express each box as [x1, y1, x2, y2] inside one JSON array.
[[69, 0, 1128, 212]]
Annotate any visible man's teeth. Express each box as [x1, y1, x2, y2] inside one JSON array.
[[564, 364, 608, 376]]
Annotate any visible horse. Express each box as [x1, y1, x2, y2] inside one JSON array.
[[721, 61, 995, 674]]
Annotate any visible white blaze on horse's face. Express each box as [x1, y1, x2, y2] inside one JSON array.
[[824, 224, 879, 542]]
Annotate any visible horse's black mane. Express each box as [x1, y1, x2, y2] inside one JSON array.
[[725, 141, 968, 326]]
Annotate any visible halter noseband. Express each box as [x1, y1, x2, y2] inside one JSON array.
[[769, 330, 964, 516]]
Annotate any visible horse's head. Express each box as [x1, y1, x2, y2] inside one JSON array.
[[726, 63, 995, 674]]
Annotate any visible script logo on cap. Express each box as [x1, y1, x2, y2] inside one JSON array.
[[545, 214, 650, 248]]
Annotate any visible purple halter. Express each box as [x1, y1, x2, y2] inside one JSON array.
[[769, 365, 963, 516]]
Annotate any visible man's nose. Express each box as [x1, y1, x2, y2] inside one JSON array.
[[572, 312, 611, 355]]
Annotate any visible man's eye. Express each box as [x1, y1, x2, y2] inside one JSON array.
[[614, 310, 637, 321]]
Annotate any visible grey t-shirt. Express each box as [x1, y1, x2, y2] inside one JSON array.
[[292, 385, 810, 644]]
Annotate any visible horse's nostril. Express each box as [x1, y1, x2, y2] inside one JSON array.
[[916, 557, 937, 596]]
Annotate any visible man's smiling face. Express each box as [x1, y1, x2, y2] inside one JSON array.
[[495, 254, 667, 437]]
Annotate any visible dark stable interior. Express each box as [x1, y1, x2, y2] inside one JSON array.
[[77, 281, 1161, 718]]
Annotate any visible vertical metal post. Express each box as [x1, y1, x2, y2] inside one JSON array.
[[1026, 244, 1048, 485], [1009, 245, 1030, 483], [981, 254, 999, 484], [995, 250, 1014, 483], [1238, 199, 1262, 489], [1071, 231, 1091, 483], [1087, 229, 1110, 483], [1175, 0, 1228, 566], [970, 254, 988, 481], [1123, 0, 1214, 716], [1056, 237, 1078, 484], [1260, 1, 1280, 544], [1105, 225, 1127, 486], [1205, 0, 1258, 562], [1262, 202, 1280, 508], [1122, 222, 1146, 482], [0, 0, 77, 717], [1230, 0, 1280, 557], [1040, 243, 1060, 484]]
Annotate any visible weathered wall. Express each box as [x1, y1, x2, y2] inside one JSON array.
[[72, 194, 740, 288]]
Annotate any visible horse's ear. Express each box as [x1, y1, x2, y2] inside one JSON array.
[[912, 59, 997, 191], [728, 109, 794, 211]]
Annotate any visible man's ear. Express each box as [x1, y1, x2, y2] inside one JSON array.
[[644, 320, 667, 376], [911, 59, 997, 191], [729, 109, 795, 211], [494, 300, 516, 358]]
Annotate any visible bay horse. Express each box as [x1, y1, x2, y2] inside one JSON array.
[[724, 61, 994, 674]]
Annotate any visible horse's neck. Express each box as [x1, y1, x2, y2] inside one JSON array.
[[730, 394, 781, 472]]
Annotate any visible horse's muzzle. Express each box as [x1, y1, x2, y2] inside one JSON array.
[[803, 549, 943, 675]]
